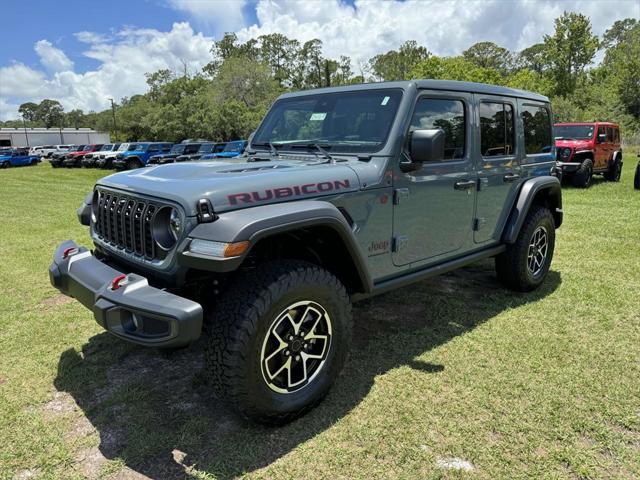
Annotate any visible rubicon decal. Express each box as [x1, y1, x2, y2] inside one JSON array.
[[228, 179, 351, 205]]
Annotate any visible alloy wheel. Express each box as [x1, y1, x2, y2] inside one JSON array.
[[527, 226, 548, 277], [260, 300, 332, 394]]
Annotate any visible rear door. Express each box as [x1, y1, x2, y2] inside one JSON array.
[[392, 91, 476, 266], [473, 95, 520, 244]]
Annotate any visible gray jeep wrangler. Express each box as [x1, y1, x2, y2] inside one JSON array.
[[49, 80, 562, 423]]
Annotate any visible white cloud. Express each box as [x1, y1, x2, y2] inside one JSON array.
[[0, 22, 213, 118], [167, 0, 249, 32], [0, 1, 638, 121], [74, 31, 109, 44], [0, 97, 21, 121], [237, 0, 640, 65], [34, 40, 74, 72]]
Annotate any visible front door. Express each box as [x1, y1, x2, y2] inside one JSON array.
[[392, 92, 476, 266], [474, 95, 521, 244]]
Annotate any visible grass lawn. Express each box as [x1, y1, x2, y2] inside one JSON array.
[[1, 160, 639, 479]]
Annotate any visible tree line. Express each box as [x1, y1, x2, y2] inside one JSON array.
[[3, 12, 638, 143]]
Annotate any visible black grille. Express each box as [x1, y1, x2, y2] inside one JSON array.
[[94, 189, 162, 260]]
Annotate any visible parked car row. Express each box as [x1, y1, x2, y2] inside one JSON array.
[[45, 140, 247, 170]]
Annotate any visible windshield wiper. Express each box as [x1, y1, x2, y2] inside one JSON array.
[[279, 141, 335, 162]]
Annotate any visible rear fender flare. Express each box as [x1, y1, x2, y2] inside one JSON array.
[[503, 176, 562, 244]]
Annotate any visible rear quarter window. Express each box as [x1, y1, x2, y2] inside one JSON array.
[[522, 105, 552, 154]]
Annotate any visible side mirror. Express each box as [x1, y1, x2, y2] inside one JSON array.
[[597, 133, 607, 143], [408, 128, 445, 166]]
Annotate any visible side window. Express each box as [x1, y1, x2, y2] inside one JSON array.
[[597, 126, 606, 142], [522, 105, 552, 154], [614, 128, 620, 143], [148, 145, 159, 152], [410, 97, 465, 160], [606, 127, 614, 142], [480, 102, 514, 157]]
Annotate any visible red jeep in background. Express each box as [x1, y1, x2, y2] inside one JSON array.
[[62, 144, 103, 168], [555, 122, 622, 188]]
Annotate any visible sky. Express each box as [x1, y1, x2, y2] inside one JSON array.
[[0, 0, 638, 120]]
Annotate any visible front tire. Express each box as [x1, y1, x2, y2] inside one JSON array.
[[205, 260, 352, 423], [495, 206, 555, 292], [126, 158, 142, 170], [1, 161, 9, 169], [571, 158, 593, 188]]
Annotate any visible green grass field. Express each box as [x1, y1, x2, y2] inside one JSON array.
[[1, 161, 639, 479]]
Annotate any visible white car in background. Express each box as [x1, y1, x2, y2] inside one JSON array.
[[95, 142, 130, 169], [30, 145, 72, 158]]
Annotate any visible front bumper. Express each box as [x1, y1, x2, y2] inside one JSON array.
[[112, 158, 126, 169], [49, 240, 203, 347], [556, 161, 581, 173]]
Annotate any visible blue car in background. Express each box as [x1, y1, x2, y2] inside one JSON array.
[[112, 142, 173, 170], [0, 148, 41, 168], [200, 140, 247, 160]]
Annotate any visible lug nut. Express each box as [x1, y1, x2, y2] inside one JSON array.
[[295, 355, 300, 362], [284, 350, 290, 356], [288, 335, 294, 341]]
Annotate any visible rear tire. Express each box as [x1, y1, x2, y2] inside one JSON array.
[[1, 161, 9, 169], [604, 157, 622, 182], [571, 158, 593, 188], [495, 206, 555, 292], [205, 260, 352, 424], [30, 159, 37, 166], [634, 162, 640, 190]]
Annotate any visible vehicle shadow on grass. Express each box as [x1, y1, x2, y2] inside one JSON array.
[[55, 260, 561, 479]]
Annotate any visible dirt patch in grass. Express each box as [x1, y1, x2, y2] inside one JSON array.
[[39, 294, 73, 308]]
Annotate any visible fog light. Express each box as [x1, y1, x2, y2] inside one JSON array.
[[189, 239, 249, 258]]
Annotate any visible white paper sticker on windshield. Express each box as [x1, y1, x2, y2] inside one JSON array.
[[381, 96, 390, 106], [310, 112, 327, 121]]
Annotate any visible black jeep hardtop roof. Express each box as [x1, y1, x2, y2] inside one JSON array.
[[279, 79, 549, 103]]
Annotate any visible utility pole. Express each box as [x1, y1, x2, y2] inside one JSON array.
[[108, 98, 118, 142], [22, 116, 29, 147]]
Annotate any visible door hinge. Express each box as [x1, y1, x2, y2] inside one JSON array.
[[478, 177, 489, 190], [393, 188, 410, 205], [474, 218, 487, 231], [392, 235, 409, 253]]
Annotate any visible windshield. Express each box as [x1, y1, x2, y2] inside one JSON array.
[[170, 144, 186, 154], [70, 145, 84, 152], [223, 142, 243, 152], [198, 143, 215, 153], [252, 89, 403, 154], [117, 143, 129, 151], [101, 144, 113, 151], [555, 125, 595, 140]]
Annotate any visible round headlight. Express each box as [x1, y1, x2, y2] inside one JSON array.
[[153, 207, 181, 250], [560, 147, 571, 159]]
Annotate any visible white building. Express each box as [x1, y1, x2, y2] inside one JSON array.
[[0, 128, 111, 147]]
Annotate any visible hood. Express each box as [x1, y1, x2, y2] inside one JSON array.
[[555, 139, 592, 150], [97, 159, 360, 216]]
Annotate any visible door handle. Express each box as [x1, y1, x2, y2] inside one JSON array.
[[454, 180, 476, 190], [503, 173, 520, 182]]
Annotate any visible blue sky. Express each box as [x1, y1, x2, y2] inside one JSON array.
[[1, 0, 638, 120]]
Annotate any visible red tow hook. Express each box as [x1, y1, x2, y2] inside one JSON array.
[[62, 247, 78, 259], [111, 274, 128, 291]]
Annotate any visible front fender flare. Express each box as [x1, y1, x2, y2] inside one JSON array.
[[503, 176, 562, 244], [179, 200, 373, 292]]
